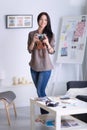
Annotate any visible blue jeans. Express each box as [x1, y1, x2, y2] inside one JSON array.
[[30, 68, 51, 114]]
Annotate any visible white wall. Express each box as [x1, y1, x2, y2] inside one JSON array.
[[0, 0, 87, 97]]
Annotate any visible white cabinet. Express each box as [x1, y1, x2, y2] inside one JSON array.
[[0, 84, 37, 108]]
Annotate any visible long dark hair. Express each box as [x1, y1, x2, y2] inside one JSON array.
[[37, 12, 53, 43]]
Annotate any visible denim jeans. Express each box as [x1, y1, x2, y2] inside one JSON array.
[[30, 68, 51, 114]]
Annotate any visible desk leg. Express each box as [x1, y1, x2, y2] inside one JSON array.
[[55, 113, 61, 130], [30, 100, 35, 130]]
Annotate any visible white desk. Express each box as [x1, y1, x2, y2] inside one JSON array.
[[30, 97, 87, 130]]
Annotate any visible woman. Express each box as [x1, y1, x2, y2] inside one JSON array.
[[27, 12, 55, 115]]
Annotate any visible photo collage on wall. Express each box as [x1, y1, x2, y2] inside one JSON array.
[[57, 15, 87, 64]]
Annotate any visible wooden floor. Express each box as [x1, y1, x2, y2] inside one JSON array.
[[0, 107, 53, 130]]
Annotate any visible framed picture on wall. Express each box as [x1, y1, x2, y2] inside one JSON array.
[[6, 15, 33, 29]]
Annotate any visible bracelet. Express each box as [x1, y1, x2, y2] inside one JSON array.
[[48, 47, 52, 51], [46, 45, 51, 50], [48, 47, 55, 53]]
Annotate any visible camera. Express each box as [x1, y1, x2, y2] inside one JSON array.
[[37, 34, 46, 41]]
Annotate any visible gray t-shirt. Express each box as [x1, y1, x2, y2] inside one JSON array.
[[27, 30, 55, 71]]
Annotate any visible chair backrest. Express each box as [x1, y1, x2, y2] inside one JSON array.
[[0, 91, 16, 103], [67, 81, 87, 90]]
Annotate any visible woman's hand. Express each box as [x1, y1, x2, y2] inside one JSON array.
[[32, 33, 40, 43], [29, 33, 40, 52], [43, 35, 55, 53], [42, 35, 49, 46]]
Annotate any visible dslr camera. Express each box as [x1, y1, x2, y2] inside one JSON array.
[[37, 34, 46, 41]]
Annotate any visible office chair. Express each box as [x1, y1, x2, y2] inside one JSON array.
[[0, 91, 17, 125]]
